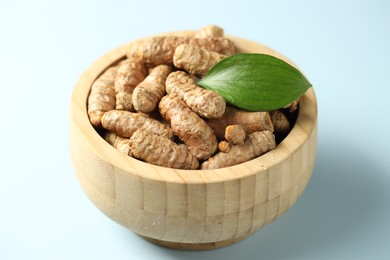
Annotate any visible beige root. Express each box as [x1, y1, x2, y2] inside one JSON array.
[[159, 95, 218, 160], [194, 25, 224, 38], [103, 132, 133, 157], [225, 125, 246, 145], [115, 58, 147, 111], [166, 71, 226, 118], [101, 110, 173, 139], [218, 141, 232, 153], [270, 110, 291, 137], [201, 131, 276, 169], [127, 36, 236, 67], [173, 44, 226, 77], [206, 106, 274, 140], [132, 65, 172, 113], [130, 129, 199, 169], [87, 65, 118, 127]]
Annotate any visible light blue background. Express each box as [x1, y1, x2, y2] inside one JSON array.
[[1, 0, 389, 259]]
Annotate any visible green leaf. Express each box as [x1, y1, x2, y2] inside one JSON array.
[[196, 53, 312, 111]]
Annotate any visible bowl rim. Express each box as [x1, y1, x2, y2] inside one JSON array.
[[70, 31, 318, 185]]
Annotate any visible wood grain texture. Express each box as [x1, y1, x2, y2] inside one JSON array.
[[69, 31, 318, 250]]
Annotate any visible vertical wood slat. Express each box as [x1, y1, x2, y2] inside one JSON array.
[[141, 179, 167, 238], [219, 181, 240, 241], [183, 184, 206, 242], [203, 183, 225, 242], [236, 175, 256, 237], [114, 169, 143, 232], [250, 171, 269, 232]]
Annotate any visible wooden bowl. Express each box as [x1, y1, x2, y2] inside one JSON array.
[[69, 31, 317, 250]]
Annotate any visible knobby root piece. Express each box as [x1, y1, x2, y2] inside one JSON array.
[[225, 125, 246, 145], [173, 44, 226, 77], [127, 36, 236, 67], [206, 106, 274, 140], [270, 110, 291, 137], [218, 141, 232, 153], [132, 65, 172, 113], [130, 129, 199, 169], [87, 65, 118, 127], [166, 71, 226, 118], [103, 132, 133, 157], [159, 95, 218, 160], [201, 131, 276, 169], [194, 25, 224, 38], [115, 58, 147, 111], [148, 67, 155, 74], [101, 110, 173, 139]]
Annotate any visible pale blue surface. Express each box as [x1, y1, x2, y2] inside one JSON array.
[[1, 0, 390, 259]]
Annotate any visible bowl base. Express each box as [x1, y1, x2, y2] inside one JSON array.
[[140, 233, 252, 250]]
